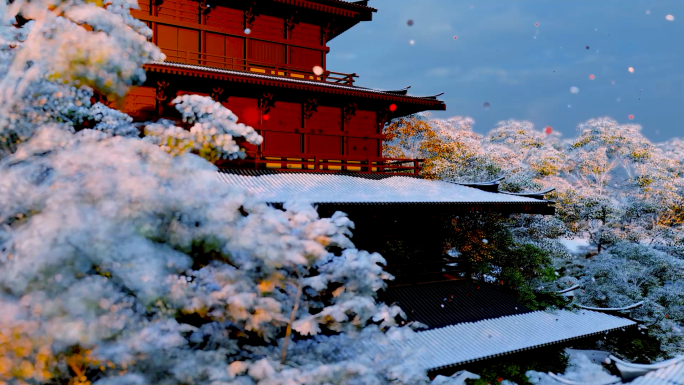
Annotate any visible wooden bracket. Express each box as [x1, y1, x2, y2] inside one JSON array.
[[376, 107, 390, 134], [91, 91, 113, 107], [342, 102, 357, 124], [199, 0, 211, 14], [301, 98, 318, 128], [244, 4, 256, 30], [210, 87, 225, 103], [258, 93, 275, 124], [321, 21, 339, 45], [284, 13, 297, 39], [155, 80, 170, 116]]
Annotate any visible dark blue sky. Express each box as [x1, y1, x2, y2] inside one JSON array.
[[327, 0, 684, 142]]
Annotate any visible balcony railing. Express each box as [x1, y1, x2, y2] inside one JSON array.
[[160, 48, 359, 86], [218, 151, 423, 174]]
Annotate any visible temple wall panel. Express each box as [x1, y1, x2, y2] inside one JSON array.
[[157, 0, 198, 24]]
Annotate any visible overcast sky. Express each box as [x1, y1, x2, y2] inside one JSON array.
[[326, 0, 684, 142]]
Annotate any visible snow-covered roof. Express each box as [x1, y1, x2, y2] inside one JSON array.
[[629, 361, 684, 385], [216, 170, 554, 208], [394, 310, 636, 371], [145, 62, 446, 103], [610, 355, 684, 383]]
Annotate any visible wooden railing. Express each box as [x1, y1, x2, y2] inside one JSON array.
[[161, 48, 359, 86], [220, 151, 423, 174]]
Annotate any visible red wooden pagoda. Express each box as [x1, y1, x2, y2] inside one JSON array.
[[124, 0, 446, 173]]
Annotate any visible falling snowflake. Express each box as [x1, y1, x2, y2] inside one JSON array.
[[407, 19, 414, 26], [628, 66, 635, 73], [585, 45, 590, 49], [453, 36, 458, 40], [646, 10, 651, 15], [409, 39, 415, 45], [389, 104, 397, 112], [629, 114, 634, 119], [570, 86, 579, 94], [312, 66, 324, 76], [483, 102, 491, 109], [263, 114, 270, 121], [482, 239, 489, 244], [666, 14, 675, 21], [545, 126, 552, 135], [589, 74, 595, 80], [535, 22, 539, 26], [244, 28, 251, 34]]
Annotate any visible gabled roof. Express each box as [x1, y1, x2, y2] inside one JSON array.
[[393, 310, 636, 371], [216, 169, 555, 213], [378, 281, 533, 329], [144, 62, 446, 110]]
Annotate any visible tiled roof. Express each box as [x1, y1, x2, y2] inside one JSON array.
[[630, 362, 684, 385], [309, 0, 376, 11], [144, 62, 446, 105], [216, 169, 554, 207], [378, 281, 533, 329], [393, 310, 636, 371]]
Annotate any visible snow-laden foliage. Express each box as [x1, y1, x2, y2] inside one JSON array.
[[527, 350, 621, 385], [0, 1, 450, 384], [0, 126, 435, 384], [144, 95, 263, 162], [570, 242, 684, 358], [0, 0, 164, 156]]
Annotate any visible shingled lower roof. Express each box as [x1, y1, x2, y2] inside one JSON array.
[[630, 361, 684, 385], [216, 169, 554, 213], [393, 310, 636, 371]]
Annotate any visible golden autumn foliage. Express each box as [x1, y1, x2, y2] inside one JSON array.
[[383, 115, 501, 182]]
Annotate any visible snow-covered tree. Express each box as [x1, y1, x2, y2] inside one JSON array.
[[571, 242, 684, 359], [0, 1, 454, 384]]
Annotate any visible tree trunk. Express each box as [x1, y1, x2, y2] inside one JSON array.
[[280, 279, 303, 365]]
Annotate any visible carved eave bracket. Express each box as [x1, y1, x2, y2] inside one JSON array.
[[301, 98, 318, 128], [321, 21, 339, 45], [284, 13, 297, 39], [342, 102, 357, 125], [199, 0, 211, 15], [376, 107, 390, 134], [258, 93, 275, 124], [244, 4, 256, 30], [210, 87, 225, 103], [155, 80, 171, 116]]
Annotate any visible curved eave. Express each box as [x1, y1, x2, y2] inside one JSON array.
[[270, 201, 555, 215], [271, 0, 376, 18], [143, 62, 446, 110]]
